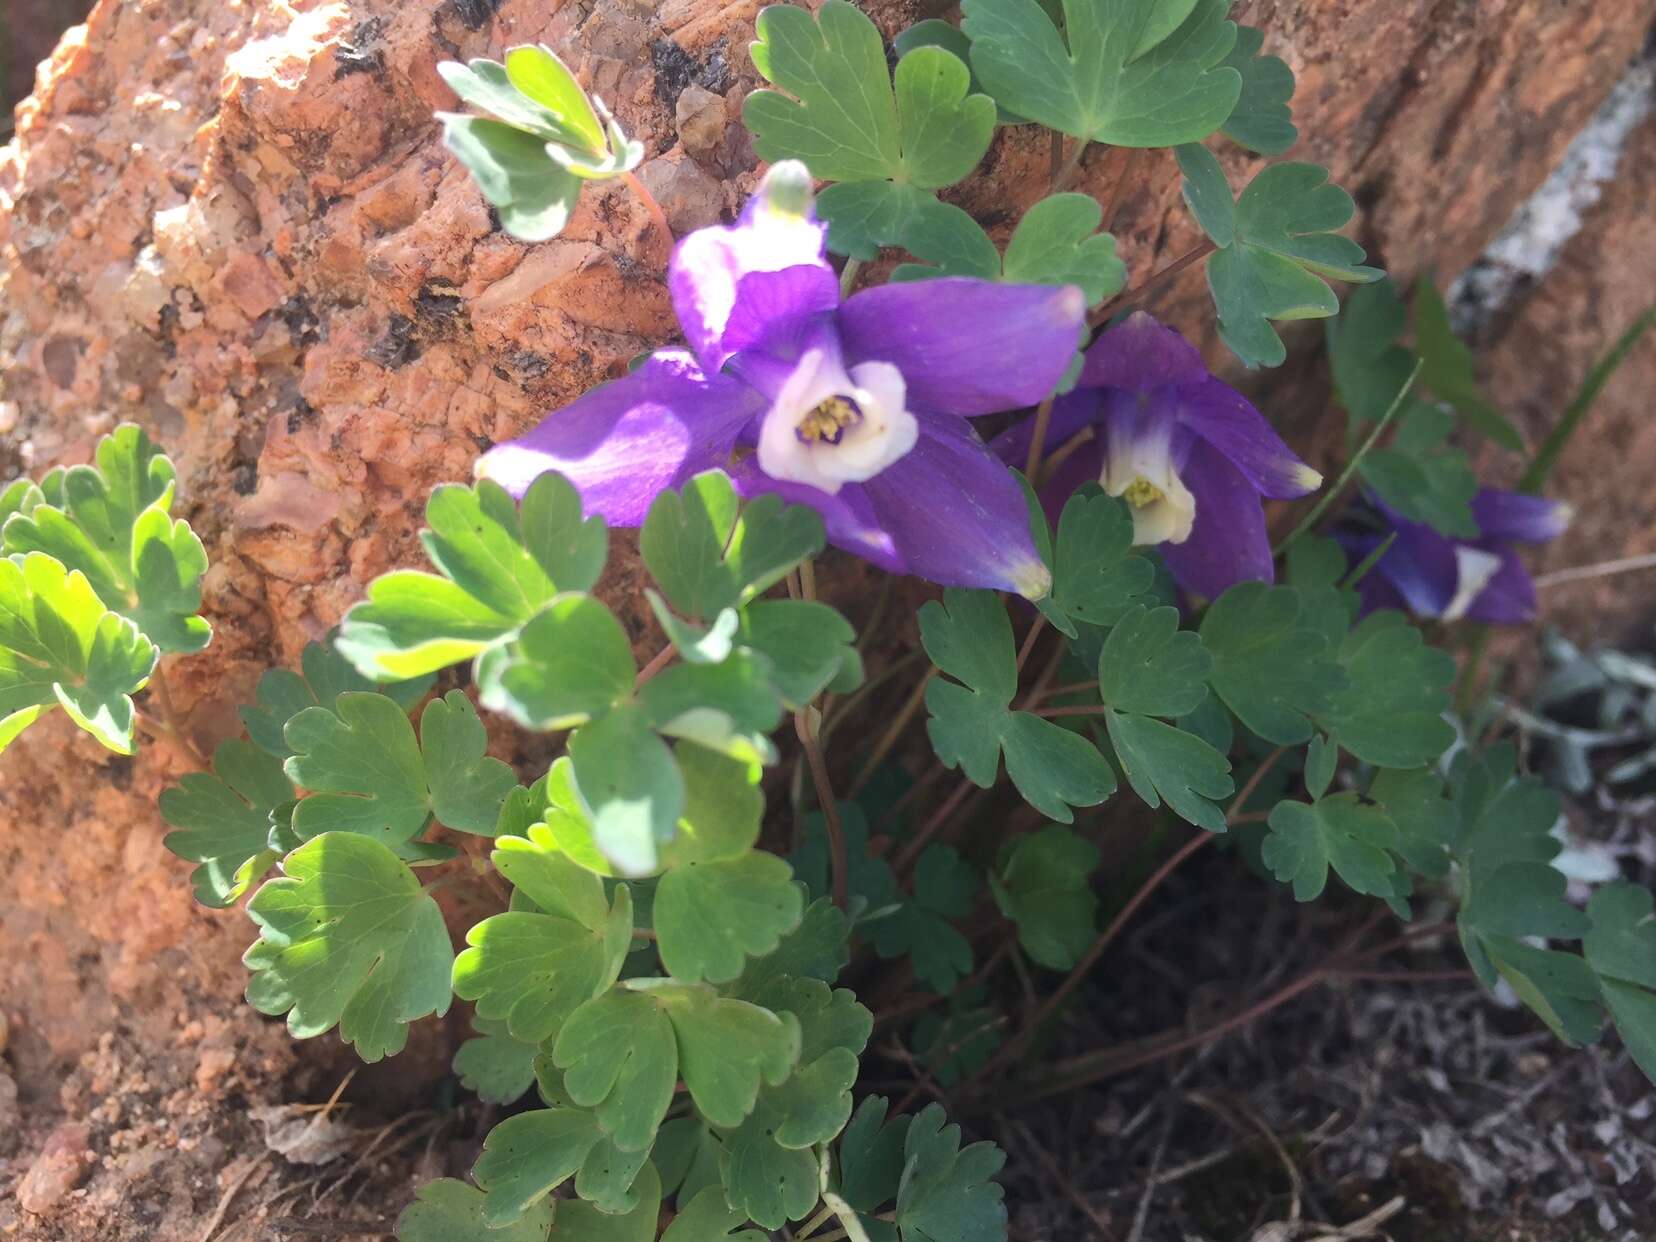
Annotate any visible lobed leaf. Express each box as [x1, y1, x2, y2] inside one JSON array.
[[160, 738, 292, 907]]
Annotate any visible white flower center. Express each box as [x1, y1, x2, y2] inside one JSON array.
[[757, 345, 918, 494], [1101, 418, 1196, 545]]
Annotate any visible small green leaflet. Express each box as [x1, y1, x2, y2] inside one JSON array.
[[1360, 403, 1481, 538], [738, 600, 863, 708], [567, 705, 686, 877], [790, 804, 901, 919], [478, 592, 636, 730], [0, 424, 209, 654], [641, 470, 823, 620], [1317, 612, 1455, 768], [636, 651, 784, 767], [1035, 488, 1154, 637], [620, 978, 801, 1128], [656, 852, 804, 984], [1200, 581, 1345, 746], [1262, 793, 1402, 902], [0, 552, 157, 755], [453, 1015, 538, 1105], [868, 845, 977, 993], [160, 738, 292, 908], [1327, 278, 1418, 426], [243, 832, 453, 1062], [1176, 145, 1381, 368], [1367, 767, 1454, 880], [730, 896, 854, 998], [896, 1103, 1008, 1242], [453, 885, 631, 1044], [661, 1187, 765, 1242], [962, 0, 1241, 148], [241, 634, 432, 762], [470, 1107, 613, 1225], [395, 1178, 554, 1242], [654, 1117, 726, 1207], [1219, 26, 1296, 154], [438, 45, 644, 242], [895, 18, 1022, 124], [1413, 278, 1525, 451], [283, 690, 516, 856], [1585, 884, 1656, 1084], [553, 989, 679, 1152], [891, 194, 1127, 307], [745, 2, 995, 259], [922, 588, 1116, 822], [990, 825, 1100, 969], [337, 473, 606, 681], [1095, 604, 1232, 830], [835, 1095, 911, 1216]]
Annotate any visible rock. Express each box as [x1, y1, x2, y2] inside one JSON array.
[[16, 1122, 92, 1215], [639, 153, 727, 233], [674, 83, 726, 155], [0, 1072, 18, 1156]]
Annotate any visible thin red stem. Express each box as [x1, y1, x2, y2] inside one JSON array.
[[1091, 239, 1217, 326], [796, 710, 848, 908]]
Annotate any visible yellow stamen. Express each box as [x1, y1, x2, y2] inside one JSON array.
[[797, 397, 862, 444], [1122, 477, 1166, 508]]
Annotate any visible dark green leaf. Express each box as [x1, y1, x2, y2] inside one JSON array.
[[655, 852, 804, 984], [1038, 489, 1153, 636], [1319, 612, 1455, 768], [990, 825, 1100, 969], [1262, 793, 1400, 901], [453, 1015, 538, 1105], [1413, 279, 1525, 450], [1200, 581, 1344, 745], [161, 738, 293, 907], [395, 1178, 553, 1242], [660, 1187, 765, 1242], [241, 634, 432, 761], [1219, 25, 1296, 153], [1098, 604, 1211, 718], [738, 599, 862, 708], [1105, 708, 1232, 831], [896, 1103, 1007, 1242]]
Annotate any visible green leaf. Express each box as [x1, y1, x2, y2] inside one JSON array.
[[567, 705, 686, 877], [554, 988, 678, 1152], [720, 1116, 821, 1228], [789, 805, 900, 918], [1099, 604, 1211, 718], [1200, 582, 1345, 745], [895, 195, 1126, 307], [1262, 793, 1401, 901], [559, 1163, 663, 1242], [837, 1095, 912, 1213], [243, 833, 453, 1061], [868, 846, 977, 993], [0, 477, 44, 527], [439, 54, 592, 149], [642, 471, 824, 620], [477, 593, 635, 730], [1367, 767, 1454, 880], [730, 896, 854, 998], [746, 2, 994, 259], [502, 45, 606, 153], [1601, 978, 1656, 1086], [990, 825, 1100, 969], [656, 852, 805, 984], [1186, 161, 1382, 368], [737, 600, 861, 708], [395, 1178, 553, 1242], [438, 114, 583, 242], [160, 738, 293, 907], [896, 1103, 1007, 1242], [896, 19, 1024, 124], [1, 425, 209, 654], [661, 1187, 765, 1242], [637, 653, 784, 761], [471, 1107, 606, 1226], [492, 824, 611, 928], [1037, 489, 1153, 636], [1468, 935, 1602, 1046], [1318, 612, 1455, 768], [284, 690, 516, 854], [962, 0, 1241, 147], [1105, 709, 1232, 831], [1327, 278, 1417, 426], [1358, 403, 1481, 538], [1175, 142, 1235, 246], [337, 474, 606, 680], [1219, 26, 1296, 154], [922, 589, 1115, 822], [660, 742, 765, 868], [818, 181, 935, 262], [241, 634, 432, 762], [653, 1117, 724, 1205], [1585, 883, 1656, 991], [1413, 279, 1525, 451], [453, 885, 631, 1043], [622, 979, 801, 1128], [453, 1015, 538, 1105], [0, 552, 157, 755]]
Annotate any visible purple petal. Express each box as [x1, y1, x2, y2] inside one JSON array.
[[1370, 521, 1459, 618], [729, 418, 1051, 597], [1471, 488, 1571, 544], [1466, 549, 1538, 624], [989, 389, 1104, 469], [1080, 311, 1209, 391], [837, 278, 1085, 416], [1174, 379, 1322, 499], [477, 351, 764, 525], [1158, 441, 1274, 601], [669, 162, 836, 372]]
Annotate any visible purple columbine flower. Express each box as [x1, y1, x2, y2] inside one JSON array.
[[993, 312, 1323, 601], [1340, 489, 1571, 625], [476, 162, 1086, 597]]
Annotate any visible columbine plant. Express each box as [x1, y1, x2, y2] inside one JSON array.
[[5, 3, 1656, 1242]]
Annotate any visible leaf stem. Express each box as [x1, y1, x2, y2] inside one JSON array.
[[1098, 147, 1144, 232], [892, 777, 974, 876], [1519, 303, 1656, 493], [796, 709, 849, 908], [621, 170, 673, 259], [145, 665, 207, 766], [1015, 615, 1048, 676], [839, 258, 863, 299], [1090, 239, 1217, 326], [849, 666, 937, 797], [1273, 359, 1423, 559], [635, 645, 674, 688], [1028, 703, 1107, 719], [795, 1205, 837, 1240], [1051, 137, 1089, 193], [1022, 392, 1059, 485]]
